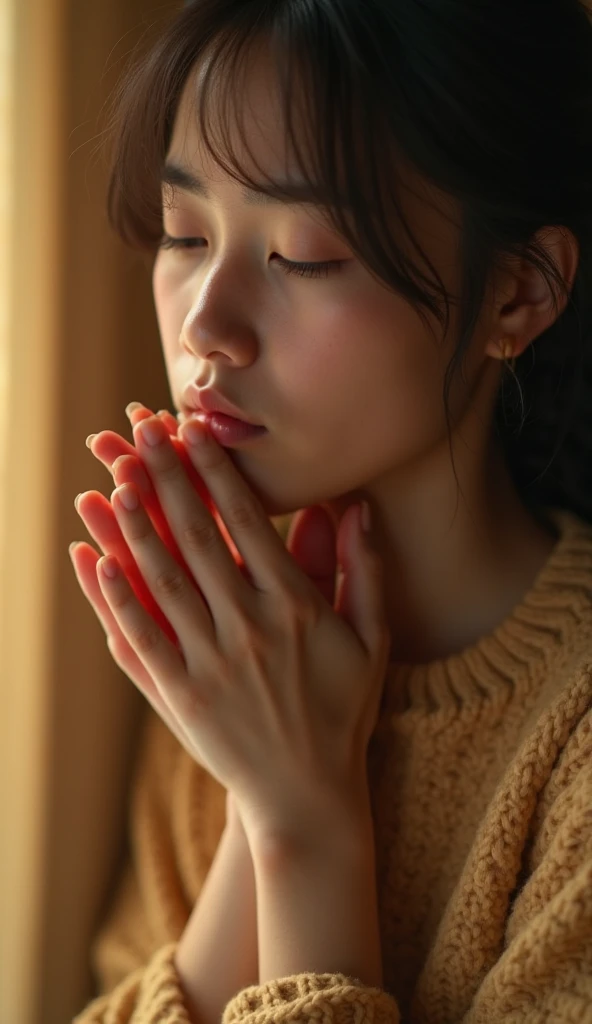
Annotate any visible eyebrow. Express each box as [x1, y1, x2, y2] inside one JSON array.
[[161, 161, 340, 208]]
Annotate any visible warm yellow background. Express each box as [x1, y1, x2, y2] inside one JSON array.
[[0, 2, 292, 1021]]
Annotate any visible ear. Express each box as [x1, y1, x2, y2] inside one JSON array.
[[484, 226, 580, 362]]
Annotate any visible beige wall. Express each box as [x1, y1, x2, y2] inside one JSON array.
[[0, 1, 157, 1019], [0, 1, 294, 1021]]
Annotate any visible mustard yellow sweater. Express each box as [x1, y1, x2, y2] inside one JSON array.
[[74, 506, 592, 1024]]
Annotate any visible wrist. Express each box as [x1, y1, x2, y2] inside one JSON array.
[[225, 790, 247, 837], [248, 796, 375, 867], [251, 807, 382, 988], [176, 805, 258, 1024]]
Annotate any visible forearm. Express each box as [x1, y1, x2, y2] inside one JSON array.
[[174, 815, 257, 1024], [250, 808, 383, 989]]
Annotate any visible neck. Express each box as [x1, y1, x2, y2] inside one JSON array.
[[377, 451, 557, 665], [327, 367, 559, 667]]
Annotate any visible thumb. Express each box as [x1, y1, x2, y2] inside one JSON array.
[[335, 502, 390, 659], [285, 505, 337, 605]]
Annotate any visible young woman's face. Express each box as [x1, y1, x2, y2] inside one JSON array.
[[153, 48, 498, 520]]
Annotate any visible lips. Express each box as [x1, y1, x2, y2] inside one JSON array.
[[180, 383, 263, 427]]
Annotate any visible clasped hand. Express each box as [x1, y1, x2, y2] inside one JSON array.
[[70, 405, 391, 846]]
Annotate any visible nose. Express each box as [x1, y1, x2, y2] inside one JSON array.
[[181, 321, 261, 364], [180, 269, 260, 366]]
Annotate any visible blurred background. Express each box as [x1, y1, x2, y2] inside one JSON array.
[[0, 1, 293, 1021]]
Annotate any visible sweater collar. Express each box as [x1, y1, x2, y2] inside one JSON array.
[[379, 507, 592, 715]]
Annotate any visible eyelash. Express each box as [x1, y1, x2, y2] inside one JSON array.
[[158, 233, 345, 280]]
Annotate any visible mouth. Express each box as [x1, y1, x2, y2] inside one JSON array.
[[180, 383, 264, 428], [177, 408, 268, 447]]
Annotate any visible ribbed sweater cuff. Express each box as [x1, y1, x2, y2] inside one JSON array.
[[222, 972, 401, 1024]]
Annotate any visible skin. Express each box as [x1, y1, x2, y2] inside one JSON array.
[[152, 46, 580, 667], [73, 404, 342, 761]]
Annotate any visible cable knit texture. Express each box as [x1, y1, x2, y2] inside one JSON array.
[[73, 506, 592, 1024]]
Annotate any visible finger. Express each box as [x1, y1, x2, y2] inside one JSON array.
[[89, 428, 221, 532], [334, 503, 391, 667], [131, 417, 254, 619], [87, 430, 192, 569], [125, 401, 179, 436], [177, 417, 306, 598], [104, 629, 201, 765], [87, 427, 233, 574], [285, 506, 338, 606], [95, 550, 201, 723], [90, 402, 239, 570], [156, 409, 180, 435], [69, 540, 178, 713], [70, 539, 209, 767], [86, 448, 200, 627], [100, 448, 255, 594], [110, 481, 218, 648], [112, 453, 196, 578], [75, 490, 181, 649]]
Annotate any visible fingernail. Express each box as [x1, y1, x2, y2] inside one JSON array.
[[125, 401, 143, 417], [183, 415, 209, 446], [74, 493, 82, 512], [117, 484, 139, 511], [138, 419, 165, 446], [85, 433, 97, 449], [69, 542, 78, 556]]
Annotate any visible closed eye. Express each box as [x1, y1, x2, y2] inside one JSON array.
[[157, 234, 346, 279]]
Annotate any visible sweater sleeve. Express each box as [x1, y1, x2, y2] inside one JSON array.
[[458, 720, 592, 1023], [72, 708, 227, 1024], [221, 974, 401, 1024], [409, 709, 592, 1024]]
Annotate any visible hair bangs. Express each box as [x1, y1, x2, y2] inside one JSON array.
[[102, 0, 592, 524], [107, 2, 454, 342]]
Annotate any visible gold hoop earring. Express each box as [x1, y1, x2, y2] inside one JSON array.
[[500, 338, 517, 373]]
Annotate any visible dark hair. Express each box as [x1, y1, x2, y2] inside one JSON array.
[[101, 0, 592, 525]]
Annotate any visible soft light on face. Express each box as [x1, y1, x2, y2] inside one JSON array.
[[152, 44, 494, 521]]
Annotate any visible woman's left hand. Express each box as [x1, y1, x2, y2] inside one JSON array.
[[89, 410, 391, 844]]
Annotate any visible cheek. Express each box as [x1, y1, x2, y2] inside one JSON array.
[[152, 262, 184, 364], [152, 262, 169, 340], [152, 257, 166, 313], [284, 291, 450, 447]]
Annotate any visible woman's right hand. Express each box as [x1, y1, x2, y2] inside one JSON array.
[[69, 401, 340, 769], [69, 404, 216, 764]]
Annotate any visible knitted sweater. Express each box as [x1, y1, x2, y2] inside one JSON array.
[[74, 506, 592, 1024]]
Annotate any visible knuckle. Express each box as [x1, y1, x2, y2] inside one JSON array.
[[156, 459, 183, 485], [129, 623, 160, 655], [182, 517, 219, 554], [109, 588, 131, 613], [153, 567, 186, 601], [298, 599, 322, 632], [276, 585, 320, 629], [126, 519, 152, 543], [226, 494, 260, 531], [232, 619, 266, 662]]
